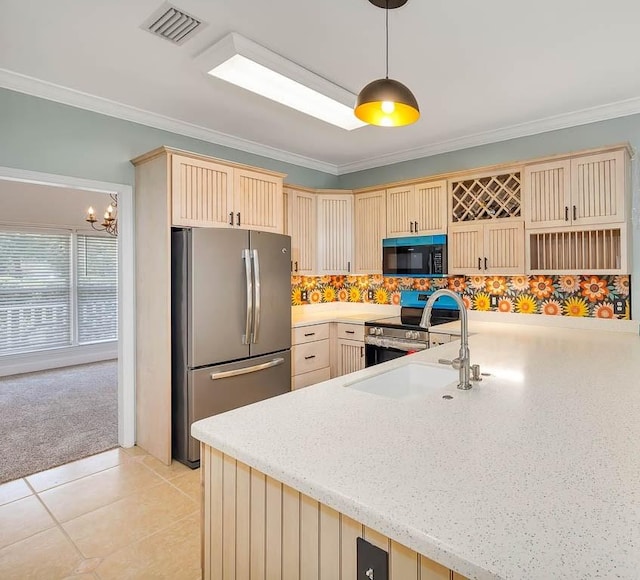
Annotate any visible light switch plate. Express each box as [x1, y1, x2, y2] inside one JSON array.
[[357, 537, 388, 580], [301, 289, 308, 302], [490, 295, 499, 307], [367, 289, 375, 301]]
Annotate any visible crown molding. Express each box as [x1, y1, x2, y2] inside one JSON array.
[[336, 97, 640, 175], [0, 68, 339, 175], [3, 68, 640, 179]]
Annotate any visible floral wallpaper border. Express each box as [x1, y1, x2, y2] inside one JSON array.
[[291, 274, 631, 320]]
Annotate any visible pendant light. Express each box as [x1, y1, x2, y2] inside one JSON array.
[[355, 0, 420, 127]]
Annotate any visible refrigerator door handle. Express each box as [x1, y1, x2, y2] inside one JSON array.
[[210, 357, 285, 380], [252, 249, 261, 343], [242, 249, 253, 345]]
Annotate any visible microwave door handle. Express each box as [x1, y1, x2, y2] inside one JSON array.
[[243, 249, 253, 345], [252, 249, 261, 343]]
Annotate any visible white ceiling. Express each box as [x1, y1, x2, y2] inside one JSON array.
[[2, 0, 640, 174]]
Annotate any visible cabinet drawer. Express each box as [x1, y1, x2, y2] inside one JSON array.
[[293, 366, 331, 390], [292, 340, 330, 375], [292, 323, 330, 345], [336, 323, 364, 341]]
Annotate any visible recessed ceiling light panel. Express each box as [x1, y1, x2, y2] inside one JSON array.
[[195, 33, 366, 131]]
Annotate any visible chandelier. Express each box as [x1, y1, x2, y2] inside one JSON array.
[[86, 194, 118, 236]]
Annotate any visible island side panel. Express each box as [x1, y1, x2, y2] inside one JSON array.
[[201, 444, 468, 580]]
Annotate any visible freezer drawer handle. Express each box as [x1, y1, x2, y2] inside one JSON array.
[[304, 355, 316, 360], [210, 357, 285, 380]]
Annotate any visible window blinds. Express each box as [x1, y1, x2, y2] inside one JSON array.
[[0, 231, 118, 357], [76, 235, 118, 344], [0, 231, 72, 355]]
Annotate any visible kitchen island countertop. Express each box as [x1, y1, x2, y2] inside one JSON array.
[[193, 321, 640, 579]]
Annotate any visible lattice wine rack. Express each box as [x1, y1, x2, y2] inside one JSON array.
[[451, 172, 521, 222]]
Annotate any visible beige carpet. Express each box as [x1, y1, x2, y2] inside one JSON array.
[[0, 360, 118, 484]]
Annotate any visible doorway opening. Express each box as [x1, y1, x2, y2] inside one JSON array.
[[0, 166, 134, 482]]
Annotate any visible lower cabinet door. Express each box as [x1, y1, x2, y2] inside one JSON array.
[[337, 339, 365, 377]]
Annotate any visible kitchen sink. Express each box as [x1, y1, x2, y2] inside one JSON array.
[[345, 362, 459, 400]]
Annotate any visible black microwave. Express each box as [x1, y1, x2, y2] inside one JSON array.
[[382, 235, 447, 277]]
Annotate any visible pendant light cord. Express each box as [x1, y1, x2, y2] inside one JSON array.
[[385, 0, 389, 79]]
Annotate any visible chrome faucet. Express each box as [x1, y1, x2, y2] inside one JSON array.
[[419, 289, 472, 390]]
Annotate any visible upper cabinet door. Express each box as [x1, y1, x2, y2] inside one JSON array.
[[571, 150, 626, 226], [523, 160, 571, 229], [354, 190, 386, 273], [448, 223, 484, 276], [233, 169, 283, 233], [386, 185, 415, 236], [483, 221, 525, 275], [288, 188, 317, 275], [413, 180, 447, 234], [171, 154, 233, 227], [316, 194, 354, 274]]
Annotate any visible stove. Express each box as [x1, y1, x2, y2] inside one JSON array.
[[364, 290, 461, 367]]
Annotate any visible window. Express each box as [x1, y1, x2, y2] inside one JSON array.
[[76, 235, 118, 344], [0, 229, 117, 357]]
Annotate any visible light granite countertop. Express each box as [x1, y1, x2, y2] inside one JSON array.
[[192, 321, 640, 579]]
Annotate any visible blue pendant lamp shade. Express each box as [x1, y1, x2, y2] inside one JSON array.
[[354, 0, 420, 127]]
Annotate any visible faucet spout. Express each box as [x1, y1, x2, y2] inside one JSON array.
[[419, 289, 472, 390]]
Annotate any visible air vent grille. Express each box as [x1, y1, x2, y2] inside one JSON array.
[[143, 3, 203, 45]]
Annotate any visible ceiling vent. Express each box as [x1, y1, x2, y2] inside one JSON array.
[[142, 2, 204, 45]]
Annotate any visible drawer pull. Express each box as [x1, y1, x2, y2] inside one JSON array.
[[304, 332, 316, 337], [345, 330, 355, 334], [304, 355, 316, 360]]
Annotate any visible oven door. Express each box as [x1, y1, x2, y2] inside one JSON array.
[[365, 342, 427, 368]]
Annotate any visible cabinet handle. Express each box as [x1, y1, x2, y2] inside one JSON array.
[[304, 355, 316, 360], [295, 261, 298, 272], [478, 258, 482, 270], [484, 257, 488, 270], [345, 330, 355, 334], [236, 212, 241, 226], [229, 212, 234, 226], [291, 260, 293, 272], [414, 221, 418, 232], [410, 221, 414, 233], [304, 332, 316, 337], [360, 346, 364, 357], [347, 261, 351, 272], [565, 206, 569, 221], [573, 205, 577, 221]]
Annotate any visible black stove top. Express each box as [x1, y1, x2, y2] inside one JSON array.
[[366, 306, 460, 329]]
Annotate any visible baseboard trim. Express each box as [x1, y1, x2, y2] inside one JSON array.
[[0, 342, 118, 377]]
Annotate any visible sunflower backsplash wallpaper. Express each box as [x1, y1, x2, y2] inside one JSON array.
[[291, 274, 631, 319]]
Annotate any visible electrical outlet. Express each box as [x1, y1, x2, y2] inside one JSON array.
[[367, 289, 375, 301], [301, 289, 308, 302], [613, 299, 626, 315], [490, 295, 499, 308], [357, 537, 388, 580]]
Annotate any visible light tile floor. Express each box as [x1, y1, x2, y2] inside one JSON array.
[[0, 447, 201, 579]]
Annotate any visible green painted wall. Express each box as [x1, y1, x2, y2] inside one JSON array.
[[337, 116, 639, 189], [0, 88, 338, 189]]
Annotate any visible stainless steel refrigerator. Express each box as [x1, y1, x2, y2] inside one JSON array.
[[171, 227, 292, 467]]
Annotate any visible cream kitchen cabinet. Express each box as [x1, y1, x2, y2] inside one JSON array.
[[316, 192, 354, 274], [171, 153, 284, 233], [292, 324, 331, 389], [285, 186, 317, 275], [386, 180, 447, 237], [354, 190, 386, 273], [523, 149, 627, 229], [449, 220, 525, 275]]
